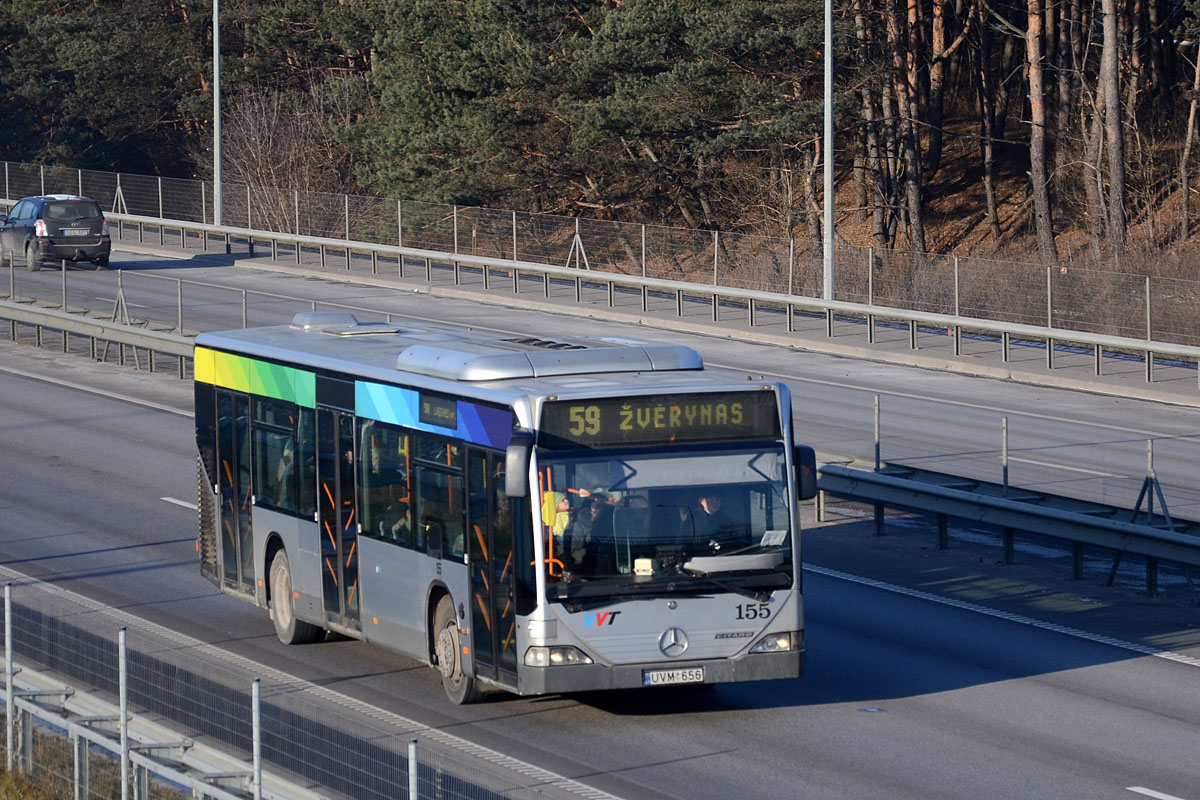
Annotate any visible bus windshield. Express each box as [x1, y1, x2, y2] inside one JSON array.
[[537, 445, 793, 602]]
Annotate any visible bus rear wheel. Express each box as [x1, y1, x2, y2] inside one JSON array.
[[434, 597, 483, 705], [270, 550, 322, 645]]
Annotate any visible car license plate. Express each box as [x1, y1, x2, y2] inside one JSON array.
[[62, 229, 89, 237], [643, 667, 704, 686]]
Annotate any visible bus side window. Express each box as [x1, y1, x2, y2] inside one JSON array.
[[297, 408, 317, 518], [415, 466, 464, 559]]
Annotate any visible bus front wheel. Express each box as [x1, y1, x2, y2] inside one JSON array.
[[434, 597, 483, 705], [270, 550, 322, 645]]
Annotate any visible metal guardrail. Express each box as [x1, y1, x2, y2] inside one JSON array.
[[817, 461, 1199, 597], [4, 588, 323, 800], [100, 210, 1200, 389]]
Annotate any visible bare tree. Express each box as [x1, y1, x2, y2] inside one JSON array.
[[1180, 50, 1200, 241], [1026, 0, 1059, 262], [1101, 0, 1127, 256]]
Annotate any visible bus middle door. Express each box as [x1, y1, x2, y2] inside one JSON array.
[[466, 450, 517, 688], [317, 407, 361, 632]]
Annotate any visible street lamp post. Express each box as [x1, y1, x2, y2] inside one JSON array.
[[213, 0, 223, 226], [823, 0, 834, 300]]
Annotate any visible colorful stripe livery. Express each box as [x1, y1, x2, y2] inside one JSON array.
[[194, 347, 316, 408], [356, 382, 513, 448]]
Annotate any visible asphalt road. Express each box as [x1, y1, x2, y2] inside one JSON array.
[[0, 248, 1197, 799]]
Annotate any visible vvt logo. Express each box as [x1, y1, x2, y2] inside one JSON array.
[[584, 611, 622, 627]]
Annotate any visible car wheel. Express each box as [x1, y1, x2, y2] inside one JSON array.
[[434, 596, 483, 705], [93, 255, 109, 270], [25, 242, 40, 272], [269, 549, 322, 645]]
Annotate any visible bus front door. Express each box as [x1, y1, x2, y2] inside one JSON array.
[[466, 450, 518, 688], [216, 390, 254, 595], [317, 407, 361, 632]]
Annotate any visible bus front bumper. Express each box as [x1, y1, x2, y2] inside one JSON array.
[[516, 649, 803, 695]]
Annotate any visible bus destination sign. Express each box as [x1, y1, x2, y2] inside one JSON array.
[[540, 391, 780, 448], [418, 392, 458, 430]]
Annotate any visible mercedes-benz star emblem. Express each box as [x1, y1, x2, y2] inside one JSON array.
[[659, 627, 689, 658]]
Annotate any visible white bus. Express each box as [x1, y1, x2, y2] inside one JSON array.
[[194, 312, 816, 703]]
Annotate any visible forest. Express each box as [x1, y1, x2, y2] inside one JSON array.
[[2, 0, 1199, 270]]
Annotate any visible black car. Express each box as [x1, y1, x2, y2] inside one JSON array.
[[0, 194, 111, 271]]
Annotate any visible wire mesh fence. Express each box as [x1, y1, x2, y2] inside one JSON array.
[[5, 160, 1198, 346], [0, 576, 606, 800]]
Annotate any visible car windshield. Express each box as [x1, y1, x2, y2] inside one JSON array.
[[44, 201, 101, 222], [537, 445, 793, 603]]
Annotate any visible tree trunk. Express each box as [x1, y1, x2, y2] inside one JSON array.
[[1179, 52, 1200, 241], [1027, 0, 1059, 262], [854, 0, 896, 252], [1101, 0, 1126, 257], [890, 0, 927, 256], [975, 0, 1002, 242]]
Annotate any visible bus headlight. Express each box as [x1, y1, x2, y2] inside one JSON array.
[[750, 631, 800, 653], [524, 645, 594, 667]]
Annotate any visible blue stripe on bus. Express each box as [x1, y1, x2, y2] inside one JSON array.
[[355, 381, 513, 448]]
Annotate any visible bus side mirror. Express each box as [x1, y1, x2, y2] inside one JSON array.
[[793, 445, 817, 501], [505, 429, 534, 498]]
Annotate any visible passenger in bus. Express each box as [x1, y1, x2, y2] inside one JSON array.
[[271, 441, 295, 509], [568, 494, 612, 573], [380, 499, 412, 546]]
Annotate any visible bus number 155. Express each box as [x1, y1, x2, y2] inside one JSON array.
[[735, 603, 771, 620]]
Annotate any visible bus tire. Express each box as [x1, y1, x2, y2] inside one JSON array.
[[434, 596, 483, 705], [270, 550, 322, 645]]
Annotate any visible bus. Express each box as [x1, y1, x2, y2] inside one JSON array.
[[193, 312, 817, 703]]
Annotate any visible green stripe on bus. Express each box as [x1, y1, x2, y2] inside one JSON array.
[[200, 348, 315, 407]]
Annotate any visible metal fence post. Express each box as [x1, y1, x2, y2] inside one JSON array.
[[202, 182, 207, 226], [177, 279, 183, 333], [1045, 265, 1052, 328], [641, 224, 647, 278], [119, 627, 129, 800], [157, 176, 163, 219], [40, 164, 45, 195], [295, 191, 300, 235], [712, 230, 719, 285], [398, 200, 404, 248], [5, 583, 13, 774], [953, 256, 960, 317], [344, 194, 351, 241], [73, 727, 90, 800], [78, 168, 83, 197], [787, 237, 794, 296], [408, 738, 419, 799], [868, 246, 874, 306], [1145, 276, 1153, 382], [1001, 416, 1009, 496], [512, 211, 518, 261], [247, 184, 252, 229], [252, 679, 262, 800], [242, 289, 248, 328], [453, 205, 459, 254], [873, 394, 880, 471]]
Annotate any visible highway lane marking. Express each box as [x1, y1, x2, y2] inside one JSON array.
[[161, 497, 197, 510], [0, 563, 624, 800], [806, 563, 1200, 670], [1128, 787, 1192, 800], [0, 363, 190, 417], [1005, 456, 1127, 478]]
